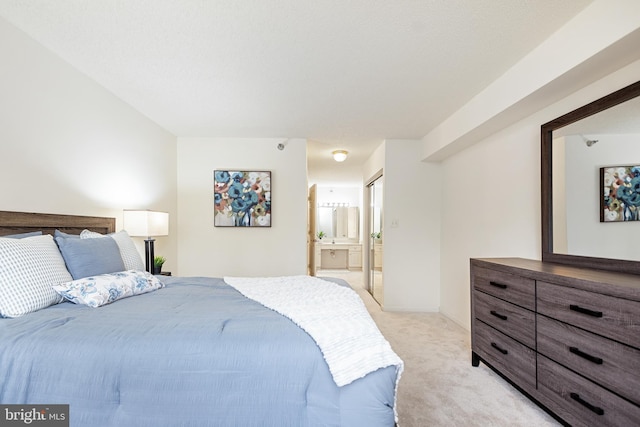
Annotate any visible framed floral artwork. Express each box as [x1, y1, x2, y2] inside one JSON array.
[[214, 170, 271, 227], [600, 165, 640, 222]]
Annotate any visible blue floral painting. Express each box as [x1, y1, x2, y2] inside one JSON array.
[[601, 165, 640, 222], [214, 170, 271, 227]]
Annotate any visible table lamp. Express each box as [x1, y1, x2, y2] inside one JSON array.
[[123, 210, 169, 273]]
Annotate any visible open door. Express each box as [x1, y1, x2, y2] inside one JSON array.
[[307, 184, 317, 276]]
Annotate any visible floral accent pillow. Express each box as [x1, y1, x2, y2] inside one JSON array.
[[52, 270, 164, 308]]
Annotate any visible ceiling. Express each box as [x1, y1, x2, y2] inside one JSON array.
[[0, 0, 594, 186]]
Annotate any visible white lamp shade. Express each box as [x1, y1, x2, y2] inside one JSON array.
[[124, 210, 169, 237]]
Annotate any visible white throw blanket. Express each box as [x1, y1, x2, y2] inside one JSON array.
[[223, 275, 404, 389]]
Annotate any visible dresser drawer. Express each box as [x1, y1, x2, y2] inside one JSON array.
[[473, 321, 536, 391], [537, 355, 640, 427], [537, 281, 640, 349], [472, 266, 535, 310], [474, 290, 535, 348], [537, 315, 640, 406]]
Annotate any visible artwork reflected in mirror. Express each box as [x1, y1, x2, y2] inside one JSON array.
[[600, 165, 640, 222]]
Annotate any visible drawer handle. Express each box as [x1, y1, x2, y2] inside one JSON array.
[[569, 347, 603, 365], [490, 342, 508, 355], [570, 392, 604, 416], [569, 304, 603, 318], [489, 281, 507, 289], [490, 310, 508, 321]]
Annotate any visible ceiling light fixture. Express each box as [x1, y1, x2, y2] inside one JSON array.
[[332, 150, 348, 162]]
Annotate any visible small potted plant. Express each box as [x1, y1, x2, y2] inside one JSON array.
[[316, 231, 326, 240], [153, 255, 166, 274]]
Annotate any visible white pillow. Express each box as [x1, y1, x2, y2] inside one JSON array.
[[52, 270, 164, 308], [80, 229, 145, 271], [0, 234, 71, 317]]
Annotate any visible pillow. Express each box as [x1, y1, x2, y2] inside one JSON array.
[[4, 231, 43, 239], [55, 235, 125, 280], [52, 270, 164, 308], [0, 234, 71, 317], [80, 229, 145, 271], [54, 230, 80, 239]]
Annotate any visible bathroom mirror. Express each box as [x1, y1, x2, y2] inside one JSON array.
[[541, 79, 640, 274], [317, 206, 359, 241]]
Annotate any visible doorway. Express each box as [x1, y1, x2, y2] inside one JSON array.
[[367, 175, 383, 304], [309, 185, 363, 281]]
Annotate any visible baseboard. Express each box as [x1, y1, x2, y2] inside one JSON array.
[[438, 307, 469, 331], [382, 304, 439, 312]]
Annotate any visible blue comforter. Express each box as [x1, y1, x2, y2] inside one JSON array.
[[0, 276, 397, 426]]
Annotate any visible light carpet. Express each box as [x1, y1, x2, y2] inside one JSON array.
[[317, 270, 560, 427]]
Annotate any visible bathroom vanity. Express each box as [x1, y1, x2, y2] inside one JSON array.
[[315, 243, 362, 271]]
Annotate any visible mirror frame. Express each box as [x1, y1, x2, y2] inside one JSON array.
[[541, 79, 640, 274]]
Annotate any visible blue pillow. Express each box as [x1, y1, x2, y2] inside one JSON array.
[[55, 235, 125, 280], [54, 230, 80, 239], [3, 231, 43, 239]]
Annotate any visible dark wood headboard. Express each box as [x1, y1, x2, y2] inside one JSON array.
[[0, 211, 116, 237]]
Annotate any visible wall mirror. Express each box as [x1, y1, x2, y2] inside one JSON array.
[[317, 206, 359, 241], [541, 79, 640, 274]]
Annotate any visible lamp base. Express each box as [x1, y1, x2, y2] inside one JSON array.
[[144, 238, 156, 274]]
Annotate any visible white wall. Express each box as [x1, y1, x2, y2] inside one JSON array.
[[0, 17, 178, 270], [422, 0, 640, 161], [439, 60, 640, 329], [552, 137, 568, 253], [176, 137, 308, 277], [565, 134, 640, 259], [383, 140, 441, 311], [363, 143, 385, 184], [316, 186, 361, 207], [362, 140, 441, 312], [439, 119, 541, 328]]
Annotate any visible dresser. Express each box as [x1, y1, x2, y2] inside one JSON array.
[[471, 258, 640, 426]]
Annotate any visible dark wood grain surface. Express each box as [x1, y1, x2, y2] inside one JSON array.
[[473, 258, 640, 300], [537, 280, 640, 349], [537, 315, 640, 406], [471, 257, 640, 426], [472, 264, 535, 310], [537, 355, 640, 427], [474, 290, 535, 349], [473, 320, 536, 391], [0, 210, 115, 236]]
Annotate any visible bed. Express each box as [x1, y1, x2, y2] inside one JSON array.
[[0, 211, 402, 427]]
